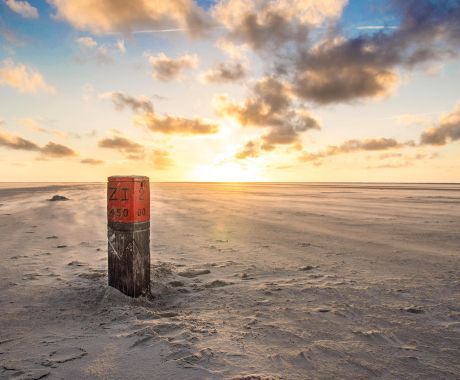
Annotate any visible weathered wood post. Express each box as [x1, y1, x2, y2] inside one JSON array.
[[107, 176, 150, 297]]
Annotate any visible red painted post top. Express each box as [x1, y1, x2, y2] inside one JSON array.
[[107, 175, 150, 223]]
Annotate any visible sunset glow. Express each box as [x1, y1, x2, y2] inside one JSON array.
[[0, 0, 459, 182]]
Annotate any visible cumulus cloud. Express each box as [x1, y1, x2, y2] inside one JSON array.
[[5, 0, 38, 19], [48, 0, 212, 36], [40, 142, 77, 158], [149, 53, 198, 81], [152, 149, 173, 170], [214, 0, 460, 108], [108, 92, 153, 113], [0, 129, 77, 158], [0, 59, 55, 94], [76, 36, 123, 64], [213, 0, 346, 50], [0, 129, 40, 151], [136, 112, 218, 135], [420, 103, 460, 145], [81, 158, 104, 165], [201, 62, 247, 83], [98, 136, 145, 160], [300, 137, 413, 165], [216, 76, 320, 153], [289, 1, 460, 104], [106, 92, 219, 135]]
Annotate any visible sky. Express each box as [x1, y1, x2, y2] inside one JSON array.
[[0, 0, 459, 182]]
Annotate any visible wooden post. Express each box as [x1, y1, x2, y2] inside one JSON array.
[[107, 176, 150, 297]]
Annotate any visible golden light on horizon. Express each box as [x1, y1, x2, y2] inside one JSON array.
[[192, 161, 266, 182]]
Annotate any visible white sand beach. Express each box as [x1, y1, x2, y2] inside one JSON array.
[[0, 182, 459, 379]]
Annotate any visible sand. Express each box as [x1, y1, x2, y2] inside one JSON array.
[[0, 182, 459, 379]]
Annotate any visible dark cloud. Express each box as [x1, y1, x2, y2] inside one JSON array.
[[0, 129, 78, 158], [202, 62, 247, 83], [40, 142, 77, 158], [98, 136, 144, 159], [152, 149, 173, 170], [107, 91, 219, 135], [289, 1, 460, 104], [420, 103, 460, 145], [216, 1, 460, 106], [225, 12, 308, 51], [138, 112, 219, 135], [109, 92, 154, 113], [149, 53, 198, 81], [0, 130, 40, 151], [213, 1, 344, 51], [81, 158, 104, 165], [217, 76, 320, 154], [301, 137, 412, 164]]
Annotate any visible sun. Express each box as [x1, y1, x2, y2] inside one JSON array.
[[192, 162, 265, 182]]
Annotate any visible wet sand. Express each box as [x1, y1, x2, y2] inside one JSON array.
[[0, 183, 459, 379]]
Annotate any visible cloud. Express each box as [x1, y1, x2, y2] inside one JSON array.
[[81, 158, 104, 165], [0, 129, 77, 158], [288, 1, 460, 104], [40, 142, 77, 158], [106, 91, 219, 135], [0, 59, 55, 94], [0, 21, 20, 45], [5, 0, 38, 19], [76, 36, 122, 64], [152, 149, 173, 170], [0, 129, 40, 151], [48, 0, 212, 36], [292, 59, 399, 104], [215, 38, 247, 59], [214, 1, 460, 107], [108, 92, 153, 113], [201, 62, 247, 83], [148, 53, 198, 81], [98, 136, 145, 159], [300, 137, 413, 165], [420, 103, 460, 145], [366, 152, 439, 169], [216, 76, 320, 153], [76, 36, 97, 48], [213, 0, 346, 50], [235, 140, 259, 159], [116, 39, 126, 53], [136, 112, 219, 135], [19, 118, 48, 133]]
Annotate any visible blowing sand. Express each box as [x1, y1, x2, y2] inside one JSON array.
[[0, 182, 459, 379]]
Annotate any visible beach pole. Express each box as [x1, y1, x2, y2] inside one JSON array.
[[107, 176, 150, 297]]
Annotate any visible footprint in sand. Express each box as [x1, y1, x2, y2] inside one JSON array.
[[44, 347, 87, 366], [169, 280, 185, 287], [204, 280, 233, 288], [177, 269, 211, 278], [0, 367, 50, 380], [67, 261, 87, 267]]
